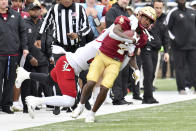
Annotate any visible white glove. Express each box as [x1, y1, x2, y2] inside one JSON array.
[[52, 45, 67, 54], [132, 69, 140, 85]]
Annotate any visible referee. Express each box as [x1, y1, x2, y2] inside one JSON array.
[[34, 0, 91, 53]]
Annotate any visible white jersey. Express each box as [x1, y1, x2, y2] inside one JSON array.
[[66, 25, 112, 75], [66, 41, 101, 75]]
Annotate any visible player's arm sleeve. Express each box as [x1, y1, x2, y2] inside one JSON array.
[[109, 27, 134, 43], [109, 16, 133, 43], [37, 6, 54, 40]]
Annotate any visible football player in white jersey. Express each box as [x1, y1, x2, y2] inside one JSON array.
[[15, 14, 141, 119]]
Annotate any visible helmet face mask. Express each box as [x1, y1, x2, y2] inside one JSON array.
[[138, 15, 152, 29]]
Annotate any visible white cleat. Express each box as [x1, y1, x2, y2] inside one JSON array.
[[25, 96, 41, 119], [71, 104, 84, 118], [11, 103, 23, 112], [15, 67, 30, 88], [185, 87, 192, 94], [85, 111, 95, 123]]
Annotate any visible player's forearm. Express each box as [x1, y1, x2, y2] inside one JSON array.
[[110, 26, 134, 43], [113, 25, 132, 39]]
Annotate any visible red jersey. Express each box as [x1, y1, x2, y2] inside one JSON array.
[[99, 16, 131, 62]]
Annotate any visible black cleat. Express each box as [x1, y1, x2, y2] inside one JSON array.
[[113, 99, 133, 105], [142, 98, 159, 104], [133, 96, 143, 100], [2, 106, 14, 114], [53, 106, 60, 115]]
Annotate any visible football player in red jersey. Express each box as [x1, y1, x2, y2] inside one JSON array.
[[71, 6, 157, 123]]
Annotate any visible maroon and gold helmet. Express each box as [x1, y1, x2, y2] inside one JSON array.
[[140, 6, 157, 22]]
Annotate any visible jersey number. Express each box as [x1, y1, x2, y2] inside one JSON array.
[[117, 43, 128, 55], [62, 61, 71, 72]]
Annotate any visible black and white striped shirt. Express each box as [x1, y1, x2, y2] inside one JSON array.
[[37, 3, 91, 48]]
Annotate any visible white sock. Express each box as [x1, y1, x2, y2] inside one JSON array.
[[90, 110, 95, 116], [13, 101, 19, 106], [93, 86, 100, 103], [42, 95, 75, 107], [78, 102, 85, 108]]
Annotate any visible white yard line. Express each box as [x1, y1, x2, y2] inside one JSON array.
[[0, 91, 196, 131]]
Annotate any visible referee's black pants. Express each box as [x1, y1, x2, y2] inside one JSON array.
[[141, 47, 158, 100], [0, 56, 18, 108], [172, 49, 196, 91]]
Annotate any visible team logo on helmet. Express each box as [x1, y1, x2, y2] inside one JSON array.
[[140, 6, 157, 22], [119, 16, 125, 24]]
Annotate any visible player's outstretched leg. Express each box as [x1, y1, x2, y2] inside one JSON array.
[[71, 81, 96, 118], [25, 96, 43, 119], [15, 67, 30, 88], [85, 85, 109, 122]]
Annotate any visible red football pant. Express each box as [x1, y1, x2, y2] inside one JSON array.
[[50, 55, 77, 98]]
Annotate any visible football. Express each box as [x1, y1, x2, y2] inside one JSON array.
[[123, 30, 135, 38]]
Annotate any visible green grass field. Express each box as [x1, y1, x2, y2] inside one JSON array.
[[154, 78, 177, 91], [18, 99, 196, 131], [18, 79, 196, 131]]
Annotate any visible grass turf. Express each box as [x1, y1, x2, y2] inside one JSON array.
[[18, 79, 196, 131], [18, 99, 196, 131], [154, 78, 177, 91]]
